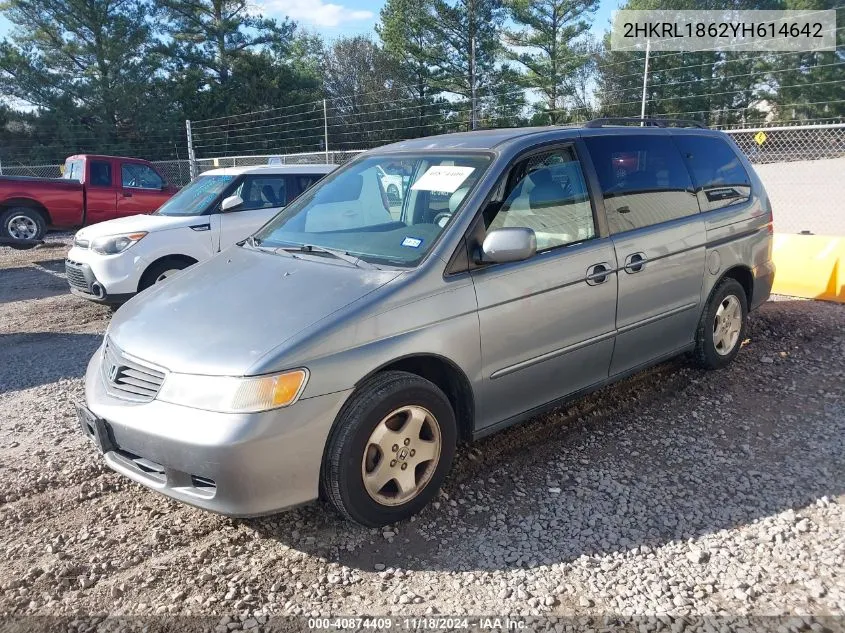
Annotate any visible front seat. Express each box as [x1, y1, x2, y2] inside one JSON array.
[[261, 185, 278, 206]]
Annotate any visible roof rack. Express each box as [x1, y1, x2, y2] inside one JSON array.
[[584, 117, 707, 129]]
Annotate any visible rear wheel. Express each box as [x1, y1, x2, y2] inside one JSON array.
[[321, 371, 456, 526], [2, 207, 46, 242], [139, 258, 192, 291], [694, 278, 748, 369]]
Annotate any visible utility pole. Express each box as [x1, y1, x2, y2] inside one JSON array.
[[185, 120, 198, 180], [470, 33, 477, 130], [640, 38, 651, 126], [323, 99, 330, 163]]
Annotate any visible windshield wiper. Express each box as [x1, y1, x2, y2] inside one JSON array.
[[278, 244, 376, 269]]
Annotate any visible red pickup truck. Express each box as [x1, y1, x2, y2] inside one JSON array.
[[0, 154, 178, 243]]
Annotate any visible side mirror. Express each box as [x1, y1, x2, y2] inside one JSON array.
[[479, 227, 537, 264], [221, 195, 243, 212]]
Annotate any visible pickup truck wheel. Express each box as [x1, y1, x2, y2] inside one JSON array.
[[139, 258, 191, 291], [321, 370, 457, 527], [2, 207, 45, 242]]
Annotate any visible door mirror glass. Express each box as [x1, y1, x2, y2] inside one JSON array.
[[480, 227, 537, 263], [221, 195, 243, 212]]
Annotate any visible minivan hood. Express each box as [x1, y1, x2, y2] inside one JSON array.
[[76, 214, 201, 239], [107, 246, 402, 375]]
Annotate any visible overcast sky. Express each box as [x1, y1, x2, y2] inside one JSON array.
[[0, 0, 621, 42]]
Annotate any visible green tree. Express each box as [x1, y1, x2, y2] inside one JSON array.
[[377, 0, 440, 136], [320, 36, 420, 150], [595, 0, 778, 126], [762, 0, 845, 121], [0, 0, 164, 148], [157, 0, 294, 88], [426, 0, 505, 127], [503, 0, 599, 124]]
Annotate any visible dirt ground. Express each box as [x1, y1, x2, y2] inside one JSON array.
[[0, 236, 843, 631]]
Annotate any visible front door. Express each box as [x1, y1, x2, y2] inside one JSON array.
[[116, 162, 168, 217], [470, 146, 619, 430], [216, 174, 289, 251], [582, 133, 706, 376]]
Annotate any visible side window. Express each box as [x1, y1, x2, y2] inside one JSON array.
[[673, 135, 752, 211], [88, 161, 112, 187], [122, 164, 163, 190], [293, 174, 323, 197], [63, 160, 83, 181], [583, 135, 698, 233], [487, 149, 596, 251], [235, 176, 287, 211]]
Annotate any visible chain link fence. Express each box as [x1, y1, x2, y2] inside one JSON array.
[[0, 151, 364, 188], [725, 123, 845, 235], [2, 125, 843, 235]]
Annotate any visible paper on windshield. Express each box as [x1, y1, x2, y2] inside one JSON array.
[[410, 166, 475, 193]]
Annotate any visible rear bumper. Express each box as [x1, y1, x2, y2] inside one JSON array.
[[82, 347, 352, 516], [751, 259, 776, 310]]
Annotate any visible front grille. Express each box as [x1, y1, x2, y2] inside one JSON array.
[[101, 338, 166, 402], [65, 260, 89, 290]]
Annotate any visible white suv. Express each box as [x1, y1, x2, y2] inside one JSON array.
[[65, 164, 335, 304]]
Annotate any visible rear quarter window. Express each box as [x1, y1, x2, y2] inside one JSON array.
[[673, 135, 752, 211]]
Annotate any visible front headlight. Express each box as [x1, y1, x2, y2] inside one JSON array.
[[156, 369, 308, 413], [91, 232, 147, 255]]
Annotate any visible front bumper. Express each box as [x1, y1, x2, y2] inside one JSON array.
[[82, 346, 352, 516], [66, 245, 147, 299], [65, 257, 134, 304]]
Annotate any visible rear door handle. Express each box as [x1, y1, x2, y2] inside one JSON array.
[[624, 252, 647, 273], [122, 191, 133, 198], [585, 262, 612, 286]]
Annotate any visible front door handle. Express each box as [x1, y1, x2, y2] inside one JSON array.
[[585, 262, 612, 286], [122, 191, 133, 198], [624, 252, 647, 273]]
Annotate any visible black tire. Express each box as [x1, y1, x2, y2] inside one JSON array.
[[1, 207, 46, 242], [694, 277, 748, 370], [321, 370, 457, 527], [138, 258, 192, 292]]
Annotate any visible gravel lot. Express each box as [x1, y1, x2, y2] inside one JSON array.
[[1, 236, 843, 628]]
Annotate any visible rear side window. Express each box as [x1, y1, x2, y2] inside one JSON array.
[[673, 135, 752, 211], [63, 159, 83, 182], [88, 161, 112, 187], [583, 135, 699, 234]]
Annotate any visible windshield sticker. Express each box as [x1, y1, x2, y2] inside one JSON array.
[[401, 236, 423, 248], [410, 166, 475, 193]]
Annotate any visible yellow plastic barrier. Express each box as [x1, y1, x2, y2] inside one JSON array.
[[771, 234, 844, 303]]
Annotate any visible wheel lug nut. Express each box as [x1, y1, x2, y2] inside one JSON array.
[[390, 460, 397, 467], [410, 450, 416, 456], [404, 438, 410, 445], [392, 444, 398, 452], [401, 463, 408, 470]]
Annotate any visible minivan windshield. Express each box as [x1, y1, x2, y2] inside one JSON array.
[[253, 153, 490, 266], [154, 174, 235, 217]]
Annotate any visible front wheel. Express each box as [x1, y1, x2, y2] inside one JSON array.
[[321, 371, 457, 527], [139, 258, 192, 292], [694, 277, 748, 370]]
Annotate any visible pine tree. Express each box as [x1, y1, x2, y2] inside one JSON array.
[[502, 0, 599, 124]]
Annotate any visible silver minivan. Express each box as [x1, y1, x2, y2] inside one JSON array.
[[78, 120, 775, 526]]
